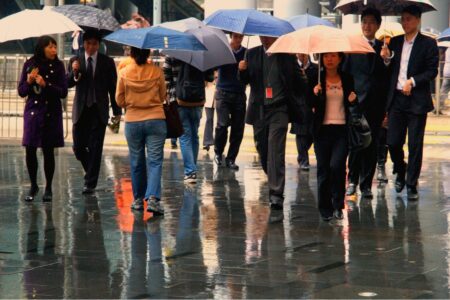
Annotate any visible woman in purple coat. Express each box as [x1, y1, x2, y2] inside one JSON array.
[[18, 36, 68, 202]]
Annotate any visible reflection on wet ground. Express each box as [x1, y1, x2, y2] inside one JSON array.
[[1, 145, 450, 298]]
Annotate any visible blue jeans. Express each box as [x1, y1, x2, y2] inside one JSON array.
[[178, 106, 202, 175], [125, 119, 166, 200]]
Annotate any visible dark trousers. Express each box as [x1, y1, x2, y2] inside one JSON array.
[[295, 134, 313, 166], [377, 127, 388, 166], [387, 107, 427, 187], [314, 125, 348, 218], [253, 106, 289, 202], [203, 107, 214, 147], [214, 90, 246, 162], [348, 113, 383, 190], [72, 105, 106, 188]]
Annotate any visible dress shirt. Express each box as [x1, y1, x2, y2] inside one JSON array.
[[396, 33, 418, 90]]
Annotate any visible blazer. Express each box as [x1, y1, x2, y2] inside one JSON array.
[[238, 46, 305, 125], [67, 52, 122, 125], [385, 33, 439, 114], [344, 39, 388, 119], [310, 70, 361, 138]]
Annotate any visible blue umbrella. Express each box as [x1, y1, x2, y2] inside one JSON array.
[[438, 28, 450, 42], [204, 9, 294, 37], [103, 27, 207, 50], [288, 13, 335, 29]]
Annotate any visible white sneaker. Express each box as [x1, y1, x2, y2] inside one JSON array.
[[183, 172, 197, 184]]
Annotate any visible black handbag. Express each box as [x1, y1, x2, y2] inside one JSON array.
[[163, 100, 184, 139], [348, 114, 372, 151]]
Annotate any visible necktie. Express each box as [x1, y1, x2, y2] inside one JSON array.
[[86, 57, 95, 107]]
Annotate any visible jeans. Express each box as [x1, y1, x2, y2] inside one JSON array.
[[125, 119, 166, 200], [178, 106, 202, 175]]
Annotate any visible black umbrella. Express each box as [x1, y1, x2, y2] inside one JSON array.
[[51, 4, 120, 32]]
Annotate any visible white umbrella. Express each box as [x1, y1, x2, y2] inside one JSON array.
[[0, 9, 81, 43], [438, 41, 450, 48], [159, 17, 236, 71]]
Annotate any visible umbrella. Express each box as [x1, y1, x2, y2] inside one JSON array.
[[159, 18, 235, 71], [0, 9, 81, 43], [204, 9, 294, 37], [268, 25, 375, 55], [103, 26, 207, 51], [288, 13, 336, 29], [438, 41, 450, 48], [335, 0, 437, 15], [51, 4, 120, 32], [438, 28, 450, 42]]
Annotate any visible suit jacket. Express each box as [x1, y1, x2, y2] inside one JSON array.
[[238, 46, 305, 125], [68, 52, 122, 125], [386, 33, 439, 114], [310, 70, 361, 138], [344, 39, 388, 120]]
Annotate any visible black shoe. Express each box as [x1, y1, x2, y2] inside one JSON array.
[[361, 188, 373, 199], [214, 154, 223, 166], [225, 159, 239, 170], [334, 209, 344, 220], [407, 185, 419, 200], [203, 145, 210, 151], [322, 215, 333, 222], [82, 186, 95, 194], [25, 185, 39, 202], [376, 165, 388, 183], [270, 202, 283, 210], [346, 183, 356, 196], [300, 163, 310, 171], [42, 190, 52, 202], [394, 174, 406, 193]]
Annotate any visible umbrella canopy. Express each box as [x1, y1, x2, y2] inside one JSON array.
[[288, 14, 335, 29], [267, 25, 375, 55], [335, 0, 437, 15], [103, 26, 207, 51], [438, 28, 450, 42], [159, 17, 235, 71], [438, 41, 450, 48], [0, 9, 81, 43], [51, 4, 120, 32], [204, 9, 294, 37]]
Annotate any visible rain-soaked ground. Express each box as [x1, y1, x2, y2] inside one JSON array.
[[1, 144, 450, 299]]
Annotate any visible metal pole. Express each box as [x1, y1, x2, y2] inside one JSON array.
[[153, 0, 162, 25]]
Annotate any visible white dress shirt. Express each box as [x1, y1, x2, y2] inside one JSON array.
[[396, 33, 418, 90], [84, 51, 98, 76]]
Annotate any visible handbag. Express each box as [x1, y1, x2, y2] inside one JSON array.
[[163, 100, 184, 139], [348, 114, 372, 152]]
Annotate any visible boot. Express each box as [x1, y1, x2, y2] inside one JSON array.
[[376, 165, 388, 183]]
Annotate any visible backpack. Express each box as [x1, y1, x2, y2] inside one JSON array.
[[176, 62, 205, 103]]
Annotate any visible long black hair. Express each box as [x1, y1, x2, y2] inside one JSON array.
[[33, 35, 58, 63], [130, 47, 150, 66]]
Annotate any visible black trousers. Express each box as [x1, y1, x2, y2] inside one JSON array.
[[314, 125, 348, 218], [72, 105, 107, 188], [387, 106, 427, 187], [295, 134, 313, 166], [203, 107, 214, 147], [214, 89, 246, 162], [348, 112, 383, 190], [253, 106, 289, 202], [377, 127, 388, 166]]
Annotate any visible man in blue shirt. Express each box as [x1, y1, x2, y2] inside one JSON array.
[[214, 33, 247, 170]]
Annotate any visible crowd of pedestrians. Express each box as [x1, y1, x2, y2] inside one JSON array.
[[17, 4, 441, 222]]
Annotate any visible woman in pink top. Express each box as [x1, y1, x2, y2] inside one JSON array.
[[311, 52, 360, 222]]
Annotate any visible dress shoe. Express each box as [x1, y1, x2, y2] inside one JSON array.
[[346, 183, 357, 196], [361, 188, 373, 199], [394, 174, 406, 193], [225, 159, 239, 170], [407, 185, 419, 200], [82, 186, 95, 194], [42, 190, 52, 202], [334, 209, 344, 220], [322, 215, 333, 222], [25, 185, 39, 202], [300, 163, 310, 171], [214, 154, 223, 166], [376, 165, 388, 183], [270, 198, 283, 210]]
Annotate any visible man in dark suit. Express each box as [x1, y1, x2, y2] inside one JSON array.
[[381, 5, 439, 200], [238, 36, 304, 210], [68, 30, 122, 194], [344, 8, 389, 199]]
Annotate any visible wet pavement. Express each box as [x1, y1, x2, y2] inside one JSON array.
[[1, 144, 450, 299]]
